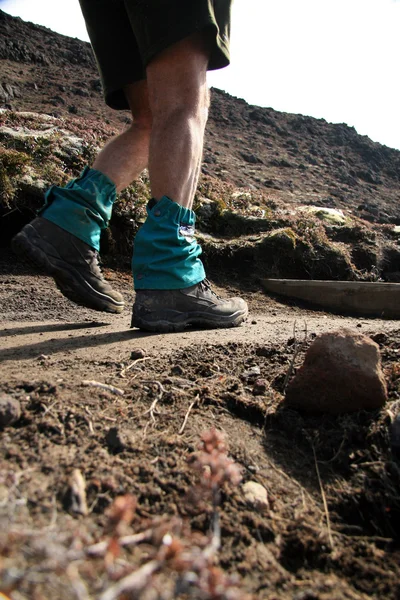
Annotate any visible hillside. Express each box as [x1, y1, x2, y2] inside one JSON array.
[[1, 8, 400, 225], [1, 10, 400, 600]]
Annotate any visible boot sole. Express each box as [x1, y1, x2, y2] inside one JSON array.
[[131, 307, 248, 333], [12, 229, 125, 314]]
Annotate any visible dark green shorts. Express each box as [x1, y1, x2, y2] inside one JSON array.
[[79, 0, 232, 110]]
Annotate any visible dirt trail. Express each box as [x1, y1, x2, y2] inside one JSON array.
[[2, 311, 400, 376], [2, 247, 400, 378], [2, 251, 400, 599]]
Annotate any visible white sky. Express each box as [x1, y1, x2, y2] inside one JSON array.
[[1, 0, 400, 150]]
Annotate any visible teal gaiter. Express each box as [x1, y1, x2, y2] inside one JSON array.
[[39, 166, 116, 250], [132, 196, 206, 290]]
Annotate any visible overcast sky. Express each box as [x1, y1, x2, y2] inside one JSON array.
[[1, 0, 399, 150]]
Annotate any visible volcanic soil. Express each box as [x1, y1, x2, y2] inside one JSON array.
[[1, 9, 400, 600], [1, 247, 400, 599]]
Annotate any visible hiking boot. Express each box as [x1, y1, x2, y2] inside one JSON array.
[[131, 279, 248, 332], [12, 217, 125, 313]]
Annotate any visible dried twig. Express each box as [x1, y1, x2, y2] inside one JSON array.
[[81, 380, 125, 396], [119, 357, 151, 378], [42, 400, 59, 416], [99, 559, 161, 600], [142, 380, 167, 425], [178, 396, 198, 435], [264, 461, 320, 512], [311, 442, 334, 549], [69, 469, 88, 516], [87, 529, 153, 557], [83, 406, 95, 435]]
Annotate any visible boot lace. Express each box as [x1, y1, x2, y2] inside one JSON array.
[[199, 278, 222, 299], [90, 251, 106, 281]]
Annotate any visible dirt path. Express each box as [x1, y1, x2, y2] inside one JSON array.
[[1, 251, 400, 599], [2, 310, 400, 377], [2, 245, 400, 377]]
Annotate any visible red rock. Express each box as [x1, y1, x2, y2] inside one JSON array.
[[0, 395, 21, 427], [285, 329, 387, 414]]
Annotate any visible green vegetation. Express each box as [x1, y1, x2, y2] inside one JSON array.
[[0, 108, 396, 283]]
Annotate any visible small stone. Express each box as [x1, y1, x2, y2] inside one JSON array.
[[252, 379, 268, 396], [370, 332, 388, 346], [105, 427, 135, 452], [243, 481, 269, 511], [285, 329, 387, 414], [240, 152, 263, 165], [105, 427, 126, 451], [0, 395, 21, 427], [130, 348, 146, 360], [242, 365, 261, 379]]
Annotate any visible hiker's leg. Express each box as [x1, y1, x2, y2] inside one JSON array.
[[132, 32, 210, 291], [93, 80, 152, 192], [131, 31, 248, 330], [146, 32, 210, 209], [10, 0, 149, 314]]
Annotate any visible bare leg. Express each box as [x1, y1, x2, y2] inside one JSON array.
[[93, 80, 152, 192], [146, 33, 211, 209]]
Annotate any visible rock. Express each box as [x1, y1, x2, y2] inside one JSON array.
[[171, 364, 184, 376], [0, 395, 21, 427], [297, 205, 347, 226], [285, 329, 387, 414], [73, 87, 90, 97], [51, 95, 66, 105], [243, 481, 269, 511], [130, 348, 146, 360], [90, 79, 102, 92], [242, 365, 261, 380], [240, 152, 263, 164], [252, 379, 268, 396], [105, 427, 136, 452], [0, 83, 20, 102], [370, 332, 388, 345]]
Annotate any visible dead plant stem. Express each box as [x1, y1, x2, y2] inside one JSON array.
[[312, 443, 334, 549]]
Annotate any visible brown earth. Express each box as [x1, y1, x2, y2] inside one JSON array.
[[1, 9, 400, 600], [2, 250, 400, 599]]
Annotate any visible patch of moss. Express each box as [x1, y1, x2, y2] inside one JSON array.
[[0, 146, 31, 174], [268, 227, 297, 249], [0, 147, 31, 208]]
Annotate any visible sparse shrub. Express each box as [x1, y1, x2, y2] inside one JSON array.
[[84, 429, 249, 599], [0, 146, 31, 208]]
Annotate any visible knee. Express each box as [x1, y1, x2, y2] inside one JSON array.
[[152, 82, 209, 127], [123, 106, 152, 141], [124, 81, 153, 134], [131, 108, 153, 134]]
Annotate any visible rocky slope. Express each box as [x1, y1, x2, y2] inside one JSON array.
[[1, 8, 400, 224], [1, 9, 400, 286]]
